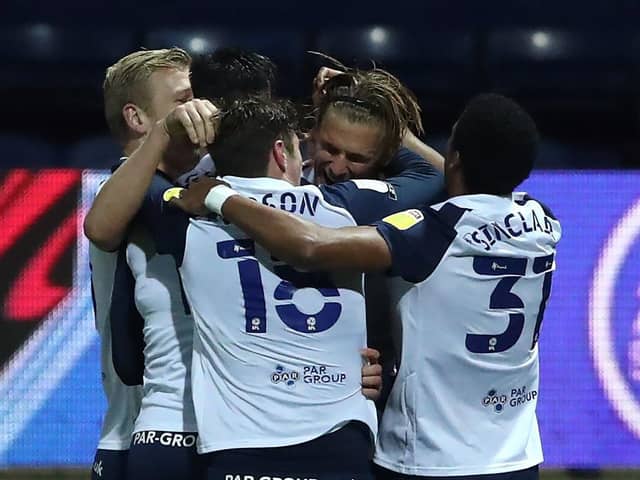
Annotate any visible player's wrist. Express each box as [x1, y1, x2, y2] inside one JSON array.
[[204, 184, 238, 215]]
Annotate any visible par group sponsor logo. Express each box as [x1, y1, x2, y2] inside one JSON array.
[[270, 365, 299, 387], [302, 365, 346, 385], [132, 431, 197, 448], [482, 389, 507, 413], [482, 386, 538, 414]]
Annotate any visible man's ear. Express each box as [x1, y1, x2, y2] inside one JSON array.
[[122, 103, 149, 137], [272, 139, 287, 173], [449, 150, 461, 171]]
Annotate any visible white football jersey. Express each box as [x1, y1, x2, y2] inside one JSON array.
[[175, 154, 215, 186], [143, 176, 379, 454], [373, 193, 562, 476], [125, 224, 197, 434], [90, 244, 142, 450], [95, 163, 199, 436]]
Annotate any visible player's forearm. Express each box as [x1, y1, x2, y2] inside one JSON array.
[[84, 126, 169, 251], [220, 195, 391, 272], [402, 130, 445, 172]]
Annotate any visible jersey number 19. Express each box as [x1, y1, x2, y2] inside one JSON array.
[[217, 239, 342, 334]]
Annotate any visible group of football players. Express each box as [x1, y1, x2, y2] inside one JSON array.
[[84, 45, 561, 480]]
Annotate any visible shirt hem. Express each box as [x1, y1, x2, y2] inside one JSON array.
[[198, 423, 376, 455], [373, 455, 542, 476], [133, 422, 198, 434], [96, 440, 131, 451]]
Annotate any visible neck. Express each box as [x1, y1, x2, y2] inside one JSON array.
[[447, 175, 469, 198], [158, 155, 199, 180], [122, 138, 143, 157], [219, 157, 292, 184], [266, 162, 293, 185], [218, 169, 287, 182]]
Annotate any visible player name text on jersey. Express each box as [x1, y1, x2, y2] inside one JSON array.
[[258, 191, 320, 217], [463, 208, 556, 251]]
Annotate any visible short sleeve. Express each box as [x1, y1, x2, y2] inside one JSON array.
[[374, 203, 468, 283], [136, 173, 190, 266]]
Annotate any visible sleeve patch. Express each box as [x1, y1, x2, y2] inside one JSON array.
[[351, 179, 390, 193], [382, 209, 424, 230], [162, 187, 184, 202]]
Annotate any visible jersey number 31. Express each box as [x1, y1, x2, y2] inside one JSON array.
[[466, 255, 553, 353]]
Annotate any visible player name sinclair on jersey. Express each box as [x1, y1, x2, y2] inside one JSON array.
[[373, 192, 561, 477]]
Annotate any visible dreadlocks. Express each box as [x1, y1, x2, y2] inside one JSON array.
[[314, 60, 423, 167]]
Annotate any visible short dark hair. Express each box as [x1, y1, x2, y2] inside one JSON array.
[[208, 97, 299, 177], [190, 47, 277, 103], [452, 94, 539, 195]]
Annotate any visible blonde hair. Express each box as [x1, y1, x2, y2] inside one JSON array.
[[103, 48, 191, 142]]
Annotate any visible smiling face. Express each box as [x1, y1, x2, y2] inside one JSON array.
[[311, 108, 385, 185]]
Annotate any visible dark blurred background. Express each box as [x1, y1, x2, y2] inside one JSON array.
[[1, 2, 640, 478], [1, 0, 639, 170]]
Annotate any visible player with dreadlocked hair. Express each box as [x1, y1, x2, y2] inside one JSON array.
[[302, 58, 446, 414], [304, 56, 443, 185]]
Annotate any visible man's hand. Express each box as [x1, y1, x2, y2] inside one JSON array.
[[361, 347, 383, 401], [167, 176, 228, 216], [161, 99, 219, 148], [312, 66, 343, 106]]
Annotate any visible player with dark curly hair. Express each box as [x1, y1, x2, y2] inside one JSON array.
[[179, 93, 559, 480]]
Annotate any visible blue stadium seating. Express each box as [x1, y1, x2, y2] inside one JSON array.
[[486, 28, 634, 98], [144, 28, 305, 63], [0, 135, 59, 168], [312, 26, 478, 120], [0, 24, 135, 88], [65, 135, 122, 169], [536, 140, 623, 169], [0, 24, 133, 64], [143, 28, 308, 96], [314, 26, 476, 96], [0, 10, 635, 169], [422, 134, 623, 169]]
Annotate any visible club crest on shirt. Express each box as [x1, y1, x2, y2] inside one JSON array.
[[382, 209, 424, 231]]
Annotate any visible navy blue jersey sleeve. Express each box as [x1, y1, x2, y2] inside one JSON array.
[[109, 246, 145, 386], [382, 147, 442, 184], [374, 203, 468, 283], [319, 148, 445, 225], [136, 173, 190, 266]]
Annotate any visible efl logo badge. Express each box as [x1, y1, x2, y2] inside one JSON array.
[[589, 197, 640, 439], [382, 209, 424, 231]]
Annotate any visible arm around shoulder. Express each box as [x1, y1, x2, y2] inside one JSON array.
[[217, 191, 393, 272], [83, 127, 170, 251]]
